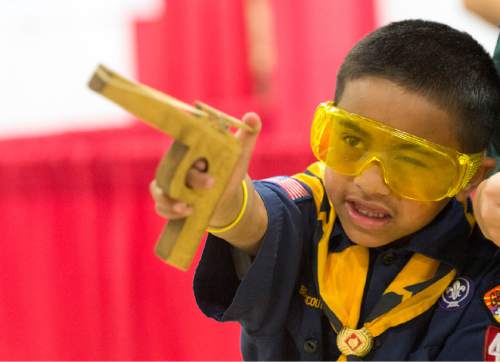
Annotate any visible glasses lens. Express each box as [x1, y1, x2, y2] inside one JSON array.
[[386, 146, 459, 200]]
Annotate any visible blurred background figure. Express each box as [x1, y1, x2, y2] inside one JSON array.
[[463, 0, 500, 174], [464, 0, 500, 26], [0, 0, 497, 359]]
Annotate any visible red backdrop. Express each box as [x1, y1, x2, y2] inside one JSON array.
[[0, 0, 374, 359]]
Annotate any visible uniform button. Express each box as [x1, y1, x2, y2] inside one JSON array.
[[382, 251, 397, 265], [303, 338, 318, 353]]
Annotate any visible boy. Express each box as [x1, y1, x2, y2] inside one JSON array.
[[151, 20, 500, 360]]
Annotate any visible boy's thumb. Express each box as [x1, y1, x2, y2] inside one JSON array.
[[236, 112, 262, 157]]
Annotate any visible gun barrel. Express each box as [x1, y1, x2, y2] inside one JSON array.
[[88, 65, 204, 139]]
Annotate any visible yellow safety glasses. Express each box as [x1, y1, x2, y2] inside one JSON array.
[[311, 102, 483, 201]]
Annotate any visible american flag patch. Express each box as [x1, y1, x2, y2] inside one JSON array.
[[264, 176, 310, 200]]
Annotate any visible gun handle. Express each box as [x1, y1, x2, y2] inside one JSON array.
[[153, 140, 199, 270], [155, 140, 201, 204], [154, 137, 241, 270]]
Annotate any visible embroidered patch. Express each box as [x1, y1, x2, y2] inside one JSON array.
[[484, 285, 500, 324], [439, 277, 474, 310], [264, 176, 310, 200], [299, 284, 323, 309], [484, 326, 500, 361]]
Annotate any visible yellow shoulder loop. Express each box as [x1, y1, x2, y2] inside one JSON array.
[[460, 198, 476, 230], [292, 162, 327, 216]]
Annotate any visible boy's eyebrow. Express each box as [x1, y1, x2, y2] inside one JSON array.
[[339, 119, 371, 139], [395, 143, 436, 156], [338, 119, 438, 156]]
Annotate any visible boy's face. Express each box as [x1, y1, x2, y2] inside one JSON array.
[[325, 77, 461, 247]]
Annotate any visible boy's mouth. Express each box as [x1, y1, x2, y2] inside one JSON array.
[[345, 199, 392, 229]]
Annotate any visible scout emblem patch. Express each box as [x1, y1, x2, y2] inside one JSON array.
[[484, 285, 500, 324], [484, 326, 500, 361], [439, 277, 474, 310]]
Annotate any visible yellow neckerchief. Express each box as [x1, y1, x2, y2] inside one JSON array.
[[293, 162, 457, 360]]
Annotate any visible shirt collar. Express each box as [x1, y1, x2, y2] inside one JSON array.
[[405, 198, 472, 269]]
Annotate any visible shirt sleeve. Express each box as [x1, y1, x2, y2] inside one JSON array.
[[193, 179, 315, 334]]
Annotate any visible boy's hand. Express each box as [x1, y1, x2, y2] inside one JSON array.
[[150, 112, 264, 244], [472, 172, 500, 246], [150, 158, 213, 219]]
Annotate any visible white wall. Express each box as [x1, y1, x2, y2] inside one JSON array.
[[0, 0, 162, 139], [1, 0, 498, 139], [376, 0, 499, 54]]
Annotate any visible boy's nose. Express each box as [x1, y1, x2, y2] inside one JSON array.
[[353, 163, 391, 197]]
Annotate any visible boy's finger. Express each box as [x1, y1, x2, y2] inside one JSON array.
[[235, 112, 262, 145], [155, 197, 193, 216], [234, 112, 262, 168], [193, 159, 208, 172], [150, 179, 166, 200], [156, 203, 193, 219], [150, 179, 194, 212], [186, 168, 214, 189]]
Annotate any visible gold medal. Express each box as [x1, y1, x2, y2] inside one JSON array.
[[336, 327, 373, 357]]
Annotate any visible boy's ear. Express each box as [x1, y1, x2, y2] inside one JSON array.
[[455, 156, 496, 202]]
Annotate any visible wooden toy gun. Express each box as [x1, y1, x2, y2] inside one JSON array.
[[88, 65, 251, 271]]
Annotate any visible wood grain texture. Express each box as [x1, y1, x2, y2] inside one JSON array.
[[88, 65, 242, 270]]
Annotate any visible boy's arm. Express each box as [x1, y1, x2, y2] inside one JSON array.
[[150, 112, 267, 255], [206, 176, 268, 255], [472, 172, 500, 247]]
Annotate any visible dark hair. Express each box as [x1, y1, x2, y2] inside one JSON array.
[[335, 19, 500, 153]]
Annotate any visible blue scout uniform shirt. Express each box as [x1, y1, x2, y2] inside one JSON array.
[[194, 173, 500, 360]]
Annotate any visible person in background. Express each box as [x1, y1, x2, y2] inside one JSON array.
[[464, 0, 500, 160], [464, 0, 500, 26]]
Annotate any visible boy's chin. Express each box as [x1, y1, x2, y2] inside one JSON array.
[[342, 226, 398, 248], [349, 237, 395, 248]]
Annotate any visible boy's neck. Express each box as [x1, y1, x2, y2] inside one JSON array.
[[373, 236, 412, 252]]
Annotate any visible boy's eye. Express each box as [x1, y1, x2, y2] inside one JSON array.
[[342, 135, 363, 148]]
